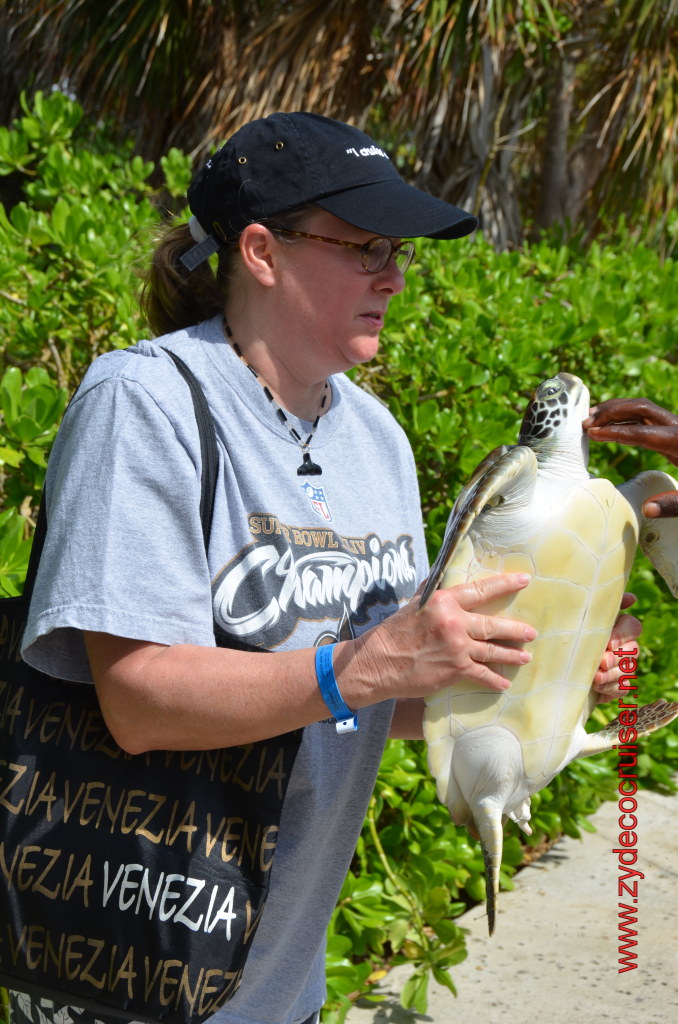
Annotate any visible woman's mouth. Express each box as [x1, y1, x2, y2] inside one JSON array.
[[360, 311, 385, 329]]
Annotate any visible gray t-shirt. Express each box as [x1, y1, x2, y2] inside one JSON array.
[[21, 315, 428, 1024]]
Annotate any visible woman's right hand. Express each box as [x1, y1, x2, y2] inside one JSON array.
[[86, 574, 535, 754], [336, 572, 535, 705]]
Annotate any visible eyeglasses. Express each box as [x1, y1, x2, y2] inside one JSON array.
[[273, 227, 416, 274]]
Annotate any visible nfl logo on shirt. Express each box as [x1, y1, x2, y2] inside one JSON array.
[[301, 480, 332, 521]]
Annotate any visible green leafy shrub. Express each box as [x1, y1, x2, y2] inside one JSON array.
[[0, 89, 191, 388], [0, 90, 191, 593], [2, 91, 678, 1022], [0, 365, 69, 592]]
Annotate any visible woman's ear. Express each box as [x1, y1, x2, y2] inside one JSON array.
[[238, 223, 278, 287]]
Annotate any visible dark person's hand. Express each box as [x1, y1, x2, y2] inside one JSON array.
[[584, 397, 678, 517]]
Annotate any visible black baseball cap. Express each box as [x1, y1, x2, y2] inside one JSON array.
[[181, 112, 478, 270]]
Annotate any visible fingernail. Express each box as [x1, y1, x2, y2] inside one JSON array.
[[519, 650, 533, 663], [524, 625, 538, 641], [516, 573, 531, 585]]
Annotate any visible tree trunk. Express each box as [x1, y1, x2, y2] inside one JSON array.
[[536, 51, 576, 230]]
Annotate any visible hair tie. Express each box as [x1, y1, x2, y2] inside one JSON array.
[[188, 214, 209, 244], [180, 216, 221, 271]]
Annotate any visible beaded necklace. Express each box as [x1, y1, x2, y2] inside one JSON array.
[[225, 322, 329, 476]]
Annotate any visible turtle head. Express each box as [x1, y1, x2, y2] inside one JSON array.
[[518, 372, 590, 471]]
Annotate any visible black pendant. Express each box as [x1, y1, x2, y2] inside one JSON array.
[[297, 452, 322, 476]]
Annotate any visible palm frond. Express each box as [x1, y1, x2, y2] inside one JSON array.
[[2, 0, 676, 248]]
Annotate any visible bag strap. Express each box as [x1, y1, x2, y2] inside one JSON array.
[[161, 349, 219, 549], [22, 349, 219, 604], [159, 352, 267, 653]]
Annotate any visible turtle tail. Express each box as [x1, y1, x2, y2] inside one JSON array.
[[472, 798, 504, 936]]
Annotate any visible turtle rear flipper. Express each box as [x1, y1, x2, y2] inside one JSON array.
[[577, 698, 678, 758], [474, 799, 503, 936], [445, 725, 528, 935], [419, 445, 536, 608]]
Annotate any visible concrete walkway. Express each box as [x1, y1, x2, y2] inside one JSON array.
[[345, 785, 678, 1024]]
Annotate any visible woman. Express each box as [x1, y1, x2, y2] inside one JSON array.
[[14, 112, 631, 1024]]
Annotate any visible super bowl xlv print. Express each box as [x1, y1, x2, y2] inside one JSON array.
[[211, 513, 418, 649]]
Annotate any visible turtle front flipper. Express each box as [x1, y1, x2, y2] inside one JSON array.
[[577, 698, 678, 758], [419, 445, 537, 609], [619, 470, 678, 596]]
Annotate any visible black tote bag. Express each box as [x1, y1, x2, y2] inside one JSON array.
[[0, 352, 301, 1023]]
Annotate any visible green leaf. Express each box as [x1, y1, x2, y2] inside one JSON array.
[[0, 446, 24, 468], [400, 971, 429, 1014]]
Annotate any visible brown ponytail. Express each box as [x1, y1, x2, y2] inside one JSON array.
[[138, 204, 318, 338], [138, 221, 236, 338]]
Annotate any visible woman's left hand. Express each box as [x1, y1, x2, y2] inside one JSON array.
[[592, 593, 642, 701]]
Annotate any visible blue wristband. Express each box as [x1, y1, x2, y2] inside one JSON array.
[[315, 644, 358, 734]]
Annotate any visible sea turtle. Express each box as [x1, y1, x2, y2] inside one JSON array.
[[420, 372, 678, 934]]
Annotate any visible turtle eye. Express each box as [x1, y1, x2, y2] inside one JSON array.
[[538, 379, 563, 399]]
